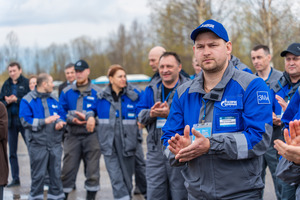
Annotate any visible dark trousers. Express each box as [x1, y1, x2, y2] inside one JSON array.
[[0, 186, 3, 200], [8, 117, 26, 181]]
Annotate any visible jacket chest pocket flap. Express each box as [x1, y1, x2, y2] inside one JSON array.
[[214, 96, 243, 132]]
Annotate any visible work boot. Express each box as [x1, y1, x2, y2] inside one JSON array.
[[7, 179, 20, 187], [64, 193, 68, 200], [86, 191, 97, 200]]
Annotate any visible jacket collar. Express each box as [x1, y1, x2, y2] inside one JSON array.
[[30, 89, 55, 100], [99, 82, 138, 102], [8, 74, 25, 84], [189, 62, 234, 101]]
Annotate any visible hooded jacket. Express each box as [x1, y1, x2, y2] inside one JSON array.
[[87, 83, 142, 157]]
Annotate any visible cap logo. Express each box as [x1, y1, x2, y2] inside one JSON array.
[[200, 24, 215, 29], [297, 46, 300, 51], [77, 62, 82, 66]]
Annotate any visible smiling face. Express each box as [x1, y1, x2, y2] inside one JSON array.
[[29, 77, 37, 91], [193, 31, 231, 74], [158, 55, 182, 85], [8, 65, 22, 83], [109, 69, 127, 90], [65, 66, 76, 83]]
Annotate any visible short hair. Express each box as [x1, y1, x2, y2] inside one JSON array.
[[159, 52, 181, 66], [65, 63, 74, 70], [107, 64, 126, 77], [8, 62, 21, 70], [252, 45, 270, 55], [28, 75, 37, 82], [36, 73, 50, 87]]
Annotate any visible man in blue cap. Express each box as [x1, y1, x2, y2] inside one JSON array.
[[161, 19, 273, 199]]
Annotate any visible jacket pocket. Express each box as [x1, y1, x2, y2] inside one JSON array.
[[122, 119, 138, 156], [181, 163, 202, 198], [214, 96, 244, 133], [97, 119, 113, 155]]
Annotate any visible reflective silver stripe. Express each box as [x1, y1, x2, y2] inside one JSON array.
[[213, 132, 248, 159], [122, 119, 137, 125], [115, 195, 131, 200], [63, 187, 73, 193], [164, 148, 170, 158], [233, 133, 248, 159], [29, 194, 44, 200], [47, 193, 65, 200], [32, 118, 39, 131], [98, 119, 109, 124], [67, 110, 76, 115], [85, 184, 100, 192]]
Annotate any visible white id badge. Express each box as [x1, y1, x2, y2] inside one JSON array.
[[219, 116, 236, 128], [192, 123, 212, 142], [156, 117, 167, 129], [276, 108, 283, 119]]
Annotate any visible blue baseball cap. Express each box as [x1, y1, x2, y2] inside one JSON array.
[[190, 19, 229, 42]]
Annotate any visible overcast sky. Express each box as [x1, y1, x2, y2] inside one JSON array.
[[0, 0, 150, 48]]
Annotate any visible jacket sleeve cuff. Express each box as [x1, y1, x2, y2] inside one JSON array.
[[138, 109, 156, 125], [86, 111, 95, 120], [164, 148, 186, 167]]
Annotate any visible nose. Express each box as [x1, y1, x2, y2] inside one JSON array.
[[203, 46, 211, 56]]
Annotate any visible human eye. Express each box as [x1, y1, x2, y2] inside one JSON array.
[[294, 57, 300, 61], [196, 44, 204, 49]]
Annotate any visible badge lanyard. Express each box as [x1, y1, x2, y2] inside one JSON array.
[[193, 98, 211, 140], [161, 81, 179, 102], [264, 68, 273, 83], [201, 99, 208, 124], [277, 80, 291, 103]]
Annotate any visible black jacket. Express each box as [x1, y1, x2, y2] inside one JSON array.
[[0, 75, 30, 127], [58, 81, 68, 97]]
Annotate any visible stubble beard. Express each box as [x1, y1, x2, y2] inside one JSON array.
[[201, 59, 227, 74]]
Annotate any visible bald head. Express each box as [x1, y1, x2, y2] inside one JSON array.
[[148, 46, 166, 72]]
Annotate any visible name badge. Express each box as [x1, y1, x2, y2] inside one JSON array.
[[87, 96, 94, 100], [219, 116, 236, 128], [128, 113, 135, 118], [156, 117, 167, 129], [192, 123, 212, 142], [276, 108, 283, 119]]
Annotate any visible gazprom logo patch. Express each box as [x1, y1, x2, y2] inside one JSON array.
[[221, 99, 237, 107], [257, 91, 270, 104], [200, 24, 214, 29], [127, 104, 134, 109], [87, 96, 94, 100]]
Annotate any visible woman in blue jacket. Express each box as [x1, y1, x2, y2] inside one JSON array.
[[86, 65, 143, 200]]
